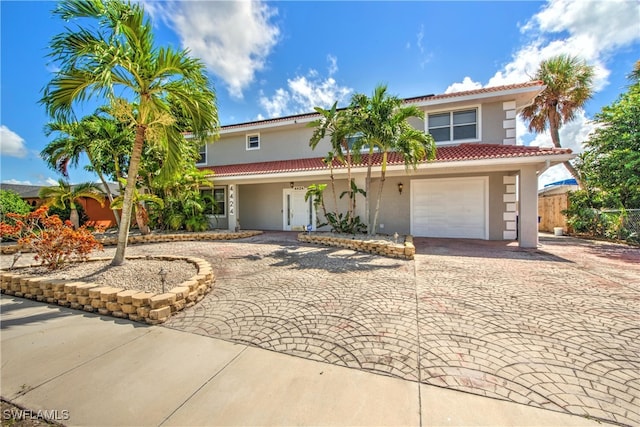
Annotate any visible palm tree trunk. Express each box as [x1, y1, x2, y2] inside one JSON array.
[[371, 152, 387, 235], [86, 150, 120, 227], [365, 148, 373, 235], [69, 204, 80, 229], [346, 146, 354, 219], [550, 122, 584, 189], [112, 126, 145, 266], [135, 203, 150, 235], [329, 161, 338, 215]]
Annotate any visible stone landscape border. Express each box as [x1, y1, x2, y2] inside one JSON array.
[[298, 233, 415, 260], [0, 255, 214, 325], [0, 230, 263, 255]]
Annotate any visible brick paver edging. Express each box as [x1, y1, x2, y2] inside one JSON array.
[[0, 230, 263, 255], [297, 233, 415, 259], [0, 256, 214, 325]]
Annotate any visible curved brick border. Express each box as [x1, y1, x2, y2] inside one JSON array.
[[0, 255, 214, 325], [0, 230, 263, 255], [298, 233, 415, 260]]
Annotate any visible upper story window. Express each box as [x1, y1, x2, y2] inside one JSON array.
[[428, 108, 478, 143], [246, 133, 260, 150], [341, 133, 379, 154], [196, 144, 207, 165]]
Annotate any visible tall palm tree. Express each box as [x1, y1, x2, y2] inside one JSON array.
[[350, 85, 436, 234], [520, 54, 594, 187], [41, 0, 219, 265], [39, 180, 105, 229]]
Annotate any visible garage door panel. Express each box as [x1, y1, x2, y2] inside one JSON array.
[[411, 177, 488, 239]]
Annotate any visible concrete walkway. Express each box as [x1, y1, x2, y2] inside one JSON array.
[[1, 296, 601, 426]]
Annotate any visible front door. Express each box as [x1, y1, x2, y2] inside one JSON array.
[[283, 188, 315, 231]]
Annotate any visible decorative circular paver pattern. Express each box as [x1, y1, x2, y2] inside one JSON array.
[[21, 233, 635, 426]]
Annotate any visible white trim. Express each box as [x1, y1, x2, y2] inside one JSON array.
[[426, 105, 481, 145], [220, 116, 317, 135], [208, 152, 575, 183], [246, 133, 260, 151], [195, 144, 208, 166], [282, 188, 315, 231], [409, 84, 545, 108], [201, 186, 227, 217]]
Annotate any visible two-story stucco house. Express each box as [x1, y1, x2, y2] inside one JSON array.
[[196, 81, 573, 248]]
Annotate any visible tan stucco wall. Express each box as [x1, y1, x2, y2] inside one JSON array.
[[480, 102, 506, 144], [205, 99, 513, 168], [208, 125, 331, 167], [237, 171, 511, 239]]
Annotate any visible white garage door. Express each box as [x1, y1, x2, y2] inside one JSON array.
[[411, 177, 488, 239]]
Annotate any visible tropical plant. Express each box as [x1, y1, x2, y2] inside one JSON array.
[[42, 112, 133, 225], [41, 0, 219, 265], [110, 178, 164, 235], [0, 190, 32, 223], [0, 206, 103, 270], [520, 54, 595, 187], [39, 179, 105, 229], [308, 102, 371, 234], [349, 84, 436, 234], [575, 60, 640, 209], [148, 167, 212, 231]]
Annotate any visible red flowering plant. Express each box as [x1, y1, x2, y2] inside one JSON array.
[[0, 206, 103, 270]]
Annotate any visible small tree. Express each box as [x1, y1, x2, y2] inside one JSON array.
[[39, 180, 105, 229], [350, 84, 436, 234], [0, 206, 103, 270]]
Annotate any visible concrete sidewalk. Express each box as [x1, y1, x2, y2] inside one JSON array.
[[1, 296, 602, 426]]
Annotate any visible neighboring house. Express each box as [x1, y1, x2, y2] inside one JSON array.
[[196, 81, 572, 248], [0, 183, 120, 228], [538, 178, 579, 233]]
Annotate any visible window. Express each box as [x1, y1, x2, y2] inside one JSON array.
[[201, 187, 226, 216], [246, 133, 260, 150], [196, 144, 207, 165], [341, 133, 379, 154], [428, 108, 478, 143]]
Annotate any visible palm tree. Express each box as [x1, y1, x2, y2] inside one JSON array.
[[41, 0, 219, 265], [42, 113, 133, 226], [39, 180, 105, 229], [350, 85, 436, 234], [520, 54, 594, 187]]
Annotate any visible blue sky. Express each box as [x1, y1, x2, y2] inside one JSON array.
[[1, 0, 639, 188]]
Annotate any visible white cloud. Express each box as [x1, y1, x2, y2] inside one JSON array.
[[446, 0, 639, 92], [538, 164, 573, 188], [526, 110, 600, 189], [0, 125, 28, 158], [147, 0, 280, 99], [416, 25, 425, 54], [45, 177, 58, 186], [445, 77, 483, 94], [259, 56, 352, 118], [526, 109, 596, 153], [2, 178, 34, 185], [487, 0, 639, 90]]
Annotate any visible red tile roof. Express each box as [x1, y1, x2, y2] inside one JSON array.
[[220, 81, 545, 131], [200, 144, 571, 177]]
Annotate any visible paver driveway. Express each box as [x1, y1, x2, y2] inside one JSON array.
[[61, 233, 640, 425]]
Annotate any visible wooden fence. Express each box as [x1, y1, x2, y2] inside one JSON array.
[[538, 193, 570, 232]]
